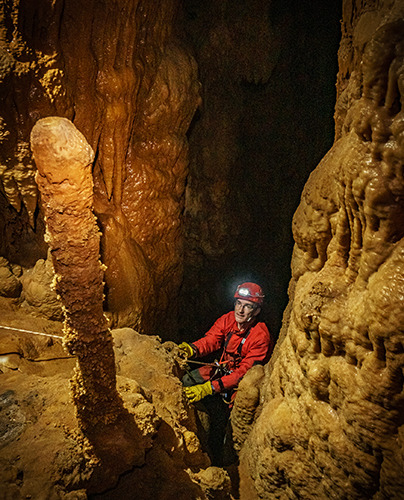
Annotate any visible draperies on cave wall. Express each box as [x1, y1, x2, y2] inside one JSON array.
[[0, 0, 200, 339], [236, 1, 404, 498]]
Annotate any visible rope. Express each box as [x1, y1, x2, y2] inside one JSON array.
[[187, 359, 218, 367], [187, 359, 229, 367], [0, 324, 63, 339]]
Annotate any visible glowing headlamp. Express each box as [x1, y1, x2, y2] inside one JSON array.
[[234, 282, 264, 305]]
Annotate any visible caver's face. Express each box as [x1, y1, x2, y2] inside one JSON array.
[[234, 298, 260, 328]]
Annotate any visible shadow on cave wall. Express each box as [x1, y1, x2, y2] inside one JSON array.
[[178, 0, 342, 340]]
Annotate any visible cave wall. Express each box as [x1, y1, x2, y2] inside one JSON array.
[[0, 0, 200, 339], [179, 0, 341, 338], [238, 1, 404, 498], [1, 1, 404, 497], [0, 0, 342, 341]]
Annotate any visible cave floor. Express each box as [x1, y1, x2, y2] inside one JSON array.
[[0, 298, 241, 499]]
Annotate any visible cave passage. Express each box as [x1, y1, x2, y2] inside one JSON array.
[[178, 0, 342, 341]]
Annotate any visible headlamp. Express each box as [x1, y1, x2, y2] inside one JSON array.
[[234, 282, 264, 304]]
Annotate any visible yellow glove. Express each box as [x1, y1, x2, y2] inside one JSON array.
[[179, 342, 194, 357], [184, 381, 213, 403]]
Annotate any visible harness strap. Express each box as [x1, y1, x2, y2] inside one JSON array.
[[220, 325, 253, 364], [222, 330, 234, 352], [212, 324, 256, 399], [237, 331, 251, 355]]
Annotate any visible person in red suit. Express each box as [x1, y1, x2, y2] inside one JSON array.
[[180, 282, 274, 464]]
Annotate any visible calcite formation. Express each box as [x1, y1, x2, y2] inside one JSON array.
[[230, 364, 265, 454], [19, 252, 63, 321], [238, 2, 404, 499], [0, 256, 21, 298], [30, 116, 141, 488], [3, 1, 404, 497], [0, 0, 199, 338]]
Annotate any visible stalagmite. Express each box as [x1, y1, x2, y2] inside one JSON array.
[[230, 364, 265, 453], [30, 116, 143, 489]]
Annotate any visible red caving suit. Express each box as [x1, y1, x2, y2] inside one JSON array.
[[190, 310, 273, 394]]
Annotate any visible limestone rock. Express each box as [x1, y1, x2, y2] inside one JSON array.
[[112, 327, 209, 469], [0, 257, 22, 298], [0, 325, 212, 498], [20, 255, 63, 321], [230, 364, 265, 454], [190, 466, 231, 500], [239, 3, 404, 499]]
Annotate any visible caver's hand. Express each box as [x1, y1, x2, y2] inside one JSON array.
[[184, 381, 213, 403], [178, 342, 194, 357]]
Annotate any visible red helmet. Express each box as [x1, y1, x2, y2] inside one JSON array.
[[234, 282, 265, 305]]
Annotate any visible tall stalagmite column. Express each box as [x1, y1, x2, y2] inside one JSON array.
[[31, 116, 141, 486]]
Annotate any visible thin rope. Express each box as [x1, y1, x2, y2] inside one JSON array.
[[0, 324, 63, 339], [187, 359, 229, 367]]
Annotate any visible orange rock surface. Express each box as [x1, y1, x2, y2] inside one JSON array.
[[31, 116, 145, 489], [1, 1, 404, 498], [0, 0, 200, 338], [0, 318, 214, 498], [238, 2, 404, 498]]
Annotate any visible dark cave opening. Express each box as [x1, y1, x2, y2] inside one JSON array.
[[178, 0, 342, 341]]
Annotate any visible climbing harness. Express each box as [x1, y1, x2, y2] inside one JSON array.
[[185, 327, 253, 404], [187, 359, 229, 370], [185, 359, 230, 385], [218, 327, 253, 403]]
